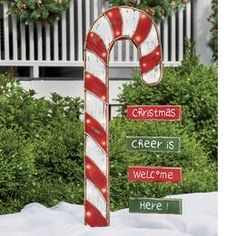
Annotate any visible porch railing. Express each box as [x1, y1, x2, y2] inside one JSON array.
[[0, 0, 192, 78]]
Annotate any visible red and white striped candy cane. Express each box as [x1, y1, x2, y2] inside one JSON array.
[[84, 6, 163, 227]]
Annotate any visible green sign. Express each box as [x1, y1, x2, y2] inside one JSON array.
[[126, 136, 180, 152], [129, 198, 182, 214]]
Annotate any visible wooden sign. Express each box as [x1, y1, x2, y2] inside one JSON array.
[[129, 198, 182, 214], [127, 105, 182, 121], [126, 136, 180, 152], [128, 166, 182, 183]]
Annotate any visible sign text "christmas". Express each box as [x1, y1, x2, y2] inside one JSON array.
[[127, 105, 182, 121]]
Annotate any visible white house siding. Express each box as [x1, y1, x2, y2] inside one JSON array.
[[21, 79, 130, 102], [20, 78, 131, 117], [1, 0, 213, 108], [193, 0, 212, 64]]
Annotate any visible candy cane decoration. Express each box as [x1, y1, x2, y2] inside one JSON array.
[[84, 6, 163, 227]]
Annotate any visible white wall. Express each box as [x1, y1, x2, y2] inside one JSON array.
[[20, 80, 131, 103], [20, 79, 132, 117], [19, 0, 214, 103], [193, 0, 212, 64]]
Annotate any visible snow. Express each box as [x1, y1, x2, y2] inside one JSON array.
[[0, 192, 217, 236]]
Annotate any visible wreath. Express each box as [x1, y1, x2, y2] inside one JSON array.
[[109, 0, 190, 23], [8, 0, 70, 24]]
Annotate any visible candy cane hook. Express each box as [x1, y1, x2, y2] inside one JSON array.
[[84, 6, 163, 227]]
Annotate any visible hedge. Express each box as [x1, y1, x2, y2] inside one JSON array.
[[117, 41, 218, 160], [110, 118, 217, 210], [0, 73, 84, 213], [0, 57, 217, 213]]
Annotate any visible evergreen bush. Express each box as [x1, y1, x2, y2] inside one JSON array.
[[110, 118, 217, 210], [0, 128, 35, 212], [0, 73, 84, 214], [117, 41, 218, 159], [0, 62, 217, 213]]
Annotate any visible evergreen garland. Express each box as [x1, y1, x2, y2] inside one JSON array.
[[8, 0, 70, 25], [109, 0, 190, 23], [208, 0, 218, 62]]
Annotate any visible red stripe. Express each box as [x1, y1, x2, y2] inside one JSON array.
[[140, 45, 161, 74], [85, 200, 108, 227], [85, 113, 107, 152], [85, 156, 108, 199], [85, 72, 108, 102], [105, 8, 123, 39], [132, 13, 153, 46], [85, 32, 108, 64]]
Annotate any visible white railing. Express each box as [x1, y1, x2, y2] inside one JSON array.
[[0, 0, 192, 78]]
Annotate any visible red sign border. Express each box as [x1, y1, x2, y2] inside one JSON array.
[[128, 166, 183, 183], [126, 105, 182, 121]]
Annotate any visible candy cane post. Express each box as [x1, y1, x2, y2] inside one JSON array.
[[84, 6, 163, 227]]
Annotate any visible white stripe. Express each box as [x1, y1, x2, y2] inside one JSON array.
[[85, 136, 107, 176], [140, 24, 159, 56], [121, 8, 140, 37], [85, 52, 106, 84], [86, 92, 107, 130], [86, 179, 107, 218], [142, 64, 161, 85], [92, 15, 113, 50]]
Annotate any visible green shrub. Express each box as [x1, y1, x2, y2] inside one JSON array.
[[117, 42, 218, 159], [0, 73, 84, 214], [0, 73, 83, 137], [0, 128, 35, 213], [0, 120, 84, 214], [110, 118, 217, 210], [30, 119, 84, 206], [0, 71, 217, 214]]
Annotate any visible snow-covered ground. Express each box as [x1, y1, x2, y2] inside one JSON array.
[[0, 192, 217, 236]]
